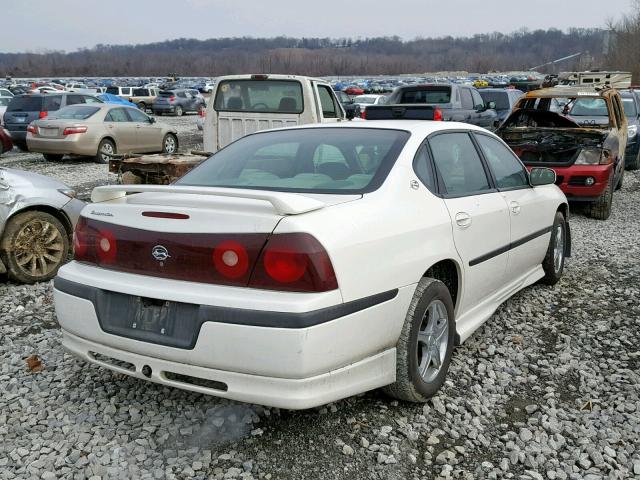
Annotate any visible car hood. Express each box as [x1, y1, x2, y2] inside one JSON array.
[[0, 167, 69, 191]]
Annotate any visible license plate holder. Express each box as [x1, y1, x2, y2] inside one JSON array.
[[130, 297, 175, 337], [39, 128, 58, 137]]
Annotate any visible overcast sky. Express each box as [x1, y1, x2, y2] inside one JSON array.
[[2, 0, 633, 53]]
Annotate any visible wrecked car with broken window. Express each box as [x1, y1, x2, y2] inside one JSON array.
[[496, 87, 627, 220]]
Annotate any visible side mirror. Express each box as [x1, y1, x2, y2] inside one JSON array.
[[149, 117, 156, 124], [529, 167, 556, 186], [487, 101, 496, 110]]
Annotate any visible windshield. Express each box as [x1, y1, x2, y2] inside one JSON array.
[[354, 96, 377, 104], [559, 97, 609, 117], [479, 91, 510, 110], [7, 96, 42, 112], [49, 106, 100, 120], [622, 98, 637, 117], [176, 128, 410, 194], [399, 87, 451, 104], [214, 80, 304, 114]]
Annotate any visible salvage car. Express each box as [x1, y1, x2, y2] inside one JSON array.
[[381, 84, 499, 130], [620, 90, 640, 170], [54, 120, 569, 409], [497, 87, 627, 220], [26, 104, 179, 163], [0, 168, 84, 283]]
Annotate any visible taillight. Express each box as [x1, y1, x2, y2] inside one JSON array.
[[96, 229, 117, 264], [360, 109, 366, 119], [63, 126, 87, 135], [213, 240, 250, 279], [169, 96, 175, 103], [433, 108, 443, 121], [73, 216, 89, 258], [39, 111, 48, 119], [27, 125, 37, 134], [249, 233, 337, 293]]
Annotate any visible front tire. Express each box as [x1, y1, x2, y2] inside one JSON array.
[[0, 211, 70, 284], [95, 139, 115, 164], [540, 211, 566, 285], [383, 278, 455, 402], [162, 133, 178, 154], [43, 153, 63, 161], [587, 174, 613, 220]]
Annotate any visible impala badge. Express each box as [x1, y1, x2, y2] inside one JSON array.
[[152, 245, 170, 262]]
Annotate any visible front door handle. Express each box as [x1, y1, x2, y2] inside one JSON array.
[[509, 201, 521, 215], [455, 212, 472, 229]]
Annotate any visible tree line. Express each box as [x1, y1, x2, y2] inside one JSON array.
[[0, 27, 623, 78]]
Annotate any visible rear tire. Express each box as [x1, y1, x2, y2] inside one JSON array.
[[383, 278, 455, 402], [95, 138, 116, 164], [0, 211, 70, 284], [174, 106, 183, 117], [587, 175, 613, 220], [626, 150, 640, 170], [15, 141, 28, 152], [540, 211, 566, 285], [43, 153, 63, 161], [162, 133, 178, 154]]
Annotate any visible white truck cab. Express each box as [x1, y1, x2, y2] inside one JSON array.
[[202, 74, 348, 153]]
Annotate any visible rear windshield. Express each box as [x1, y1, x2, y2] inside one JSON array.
[[399, 87, 451, 104], [622, 97, 637, 117], [214, 80, 304, 114], [49, 106, 100, 120], [479, 91, 510, 110], [567, 98, 608, 117], [7, 96, 42, 112], [176, 128, 410, 194], [159, 91, 175, 97]]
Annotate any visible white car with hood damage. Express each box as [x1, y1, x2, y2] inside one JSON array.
[[54, 118, 570, 409]]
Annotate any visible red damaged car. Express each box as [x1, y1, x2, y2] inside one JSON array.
[[497, 87, 627, 220]]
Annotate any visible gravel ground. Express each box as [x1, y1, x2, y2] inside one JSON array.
[[0, 117, 639, 480]]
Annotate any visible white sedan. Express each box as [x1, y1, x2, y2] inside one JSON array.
[[54, 121, 570, 409]]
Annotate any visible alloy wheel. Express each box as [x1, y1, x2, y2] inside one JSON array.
[[416, 299, 449, 383], [13, 219, 64, 278]]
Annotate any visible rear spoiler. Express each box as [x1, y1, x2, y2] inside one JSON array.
[[91, 185, 325, 216], [363, 105, 443, 121]]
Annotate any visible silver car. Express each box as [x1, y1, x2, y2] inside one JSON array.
[[26, 104, 179, 163], [0, 168, 85, 283]]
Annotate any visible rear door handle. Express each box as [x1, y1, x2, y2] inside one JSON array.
[[509, 201, 521, 214], [455, 212, 472, 229]]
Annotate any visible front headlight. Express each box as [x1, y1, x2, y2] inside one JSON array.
[[58, 188, 77, 199], [574, 148, 602, 165], [628, 125, 637, 139]]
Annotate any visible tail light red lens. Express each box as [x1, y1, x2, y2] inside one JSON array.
[[433, 108, 443, 121], [169, 96, 175, 103], [62, 126, 88, 135], [360, 109, 366, 119], [39, 111, 48, 119], [213, 240, 250, 279], [72, 217, 337, 293], [249, 233, 337, 292], [27, 125, 37, 134]]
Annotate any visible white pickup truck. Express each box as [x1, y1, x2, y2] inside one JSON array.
[[202, 74, 351, 153]]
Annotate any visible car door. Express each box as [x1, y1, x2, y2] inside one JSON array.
[[429, 131, 510, 311], [471, 89, 492, 128], [126, 107, 163, 152], [104, 107, 136, 152], [459, 88, 477, 125], [473, 132, 554, 282], [314, 83, 344, 123]]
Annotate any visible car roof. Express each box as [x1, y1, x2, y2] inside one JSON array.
[[266, 120, 489, 136], [524, 87, 611, 98]]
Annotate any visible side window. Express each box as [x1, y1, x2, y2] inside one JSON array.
[[317, 85, 338, 118], [83, 95, 101, 104], [43, 95, 63, 111], [177, 92, 187, 99], [313, 144, 347, 167], [126, 108, 150, 122], [429, 132, 491, 195], [475, 134, 529, 189], [105, 108, 129, 122], [121, 87, 132, 96], [413, 144, 436, 192], [460, 89, 474, 110], [66, 95, 85, 106], [471, 90, 484, 110]]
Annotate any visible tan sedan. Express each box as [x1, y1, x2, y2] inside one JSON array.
[[26, 104, 179, 163]]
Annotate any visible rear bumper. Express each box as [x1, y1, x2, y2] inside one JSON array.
[[27, 135, 98, 156], [6, 128, 27, 142], [152, 105, 176, 113], [53, 263, 413, 408]]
